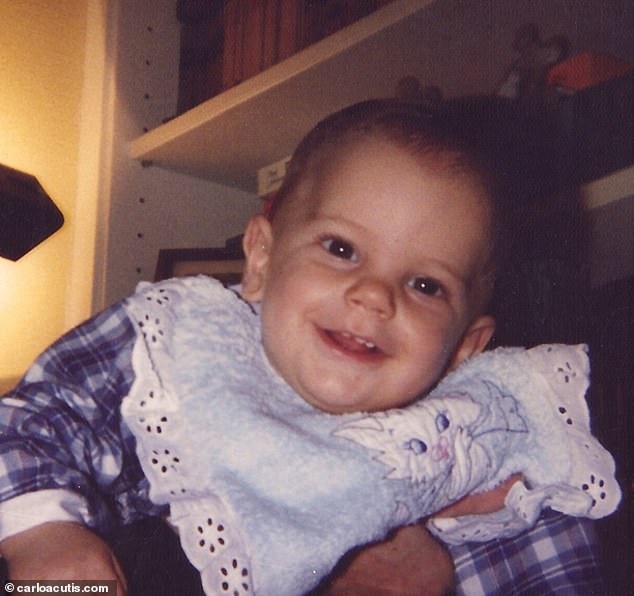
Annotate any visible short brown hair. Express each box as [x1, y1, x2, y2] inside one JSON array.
[[271, 98, 495, 217]]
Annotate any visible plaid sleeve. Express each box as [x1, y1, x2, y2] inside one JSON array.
[[0, 301, 163, 531], [450, 509, 606, 595]]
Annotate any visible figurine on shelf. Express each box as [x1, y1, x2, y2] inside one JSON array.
[[498, 23, 569, 108]]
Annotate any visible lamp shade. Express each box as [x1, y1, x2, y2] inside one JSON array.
[[0, 164, 64, 260]]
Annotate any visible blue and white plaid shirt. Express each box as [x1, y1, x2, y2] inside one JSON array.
[[0, 300, 606, 594]]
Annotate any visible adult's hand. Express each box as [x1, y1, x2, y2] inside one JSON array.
[[318, 523, 454, 596], [435, 474, 523, 519]]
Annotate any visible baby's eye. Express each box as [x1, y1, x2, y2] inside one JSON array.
[[408, 276, 443, 297], [321, 237, 358, 261]]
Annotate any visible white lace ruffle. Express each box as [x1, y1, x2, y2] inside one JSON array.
[[121, 279, 254, 595]]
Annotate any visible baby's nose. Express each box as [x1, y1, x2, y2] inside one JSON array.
[[345, 277, 396, 319]]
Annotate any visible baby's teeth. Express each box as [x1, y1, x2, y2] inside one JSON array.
[[341, 332, 375, 349]]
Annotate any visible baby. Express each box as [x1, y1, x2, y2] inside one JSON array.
[[0, 98, 619, 595]]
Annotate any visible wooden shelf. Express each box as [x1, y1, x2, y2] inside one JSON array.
[[129, 0, 443, 193]]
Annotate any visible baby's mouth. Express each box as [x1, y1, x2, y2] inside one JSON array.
[[324, 330, 381, 355]]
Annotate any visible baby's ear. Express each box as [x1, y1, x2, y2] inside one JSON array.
[[448, 315, 496, 370], [241, 215, 273, 302]]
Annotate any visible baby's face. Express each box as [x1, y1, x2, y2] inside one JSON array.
[[243, 138, 495, 413]]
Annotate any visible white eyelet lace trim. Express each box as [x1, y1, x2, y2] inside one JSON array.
[[122, 279, 254, 594], [525, 344, 620, 518]]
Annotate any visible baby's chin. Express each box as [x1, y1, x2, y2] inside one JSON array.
[[300, 395, 360, 415], [295, 388, 372, 415], [298, 389, 417, 416]]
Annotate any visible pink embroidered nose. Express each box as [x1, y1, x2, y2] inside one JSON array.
[[432, 436, 450, 462]]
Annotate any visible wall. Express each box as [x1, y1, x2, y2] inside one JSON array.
[[0, 1, 260, 391], [0, 1, 91, 387]]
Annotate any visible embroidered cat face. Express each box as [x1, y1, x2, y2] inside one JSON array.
[[334, 380, 530, 502], [334, 395, 482, 485]]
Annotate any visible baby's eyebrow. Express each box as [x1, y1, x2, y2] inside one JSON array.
[[412, 258, 466, 288], [305, 212, 368, 235]]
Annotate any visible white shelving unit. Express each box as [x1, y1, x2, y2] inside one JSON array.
[[103, 0, 632, 307], [129, 0, 436, 192], [128, 0, 633, 194], [98, 0, 259, 308]]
